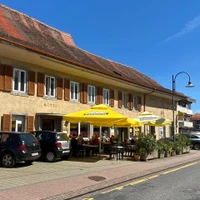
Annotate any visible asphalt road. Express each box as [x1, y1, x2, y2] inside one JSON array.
[[83, 161, 200, 200]]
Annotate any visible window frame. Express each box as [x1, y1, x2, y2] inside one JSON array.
[[13, 68, 27, 93], [70, 81, 79, 101], [103, 88, 110, 105], [122, 92, 129, 109], [88, 85, 95, 104], [45, 75, 56, 97]]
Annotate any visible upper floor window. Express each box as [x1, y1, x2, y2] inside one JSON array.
[[45, 75, 55, 97], [122, 93, 129, 108], [103, 88, 109, 105], [13, 68, 27, 93], [133, 96, 138, 110], [70, 81, 79, 101], [88, 85, 95, 104]]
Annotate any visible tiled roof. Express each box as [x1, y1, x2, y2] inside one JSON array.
[[0, 4, 183, 96], [191, 113, 200, 121]]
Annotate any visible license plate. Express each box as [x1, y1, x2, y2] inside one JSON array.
[[62, 150, 70, 154], [31, 152, 39, 156]]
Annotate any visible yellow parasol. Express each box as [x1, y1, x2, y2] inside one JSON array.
[[148, 118, 172, 126], [133, 111, 160, 124]]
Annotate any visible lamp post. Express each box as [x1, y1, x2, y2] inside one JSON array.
[[172, 71, 194, 142]]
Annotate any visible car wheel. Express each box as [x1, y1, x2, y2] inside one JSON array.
[[45, 152, 56, 162], [193, 143, 200, 150], [1, 152, 16, 168], [25, 161, 33, 165]]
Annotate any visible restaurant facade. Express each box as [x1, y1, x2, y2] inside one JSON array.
[[0, 4, 194, 141]]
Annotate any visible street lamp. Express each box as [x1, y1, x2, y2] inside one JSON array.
[[172, 71, 194, 142]]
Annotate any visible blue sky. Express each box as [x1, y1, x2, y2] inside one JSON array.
[[1, 0, 199, 112]]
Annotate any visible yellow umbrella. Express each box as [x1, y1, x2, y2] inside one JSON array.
[[63, 104, 127, 124], [133, 111, 160, 124], [148, 118, 172, 126]]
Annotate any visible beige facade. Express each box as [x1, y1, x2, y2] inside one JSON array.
[[0, 42, 177, 140]]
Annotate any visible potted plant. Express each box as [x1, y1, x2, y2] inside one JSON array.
[[157, 141, 165, 158], [133, 133, 157, 161]]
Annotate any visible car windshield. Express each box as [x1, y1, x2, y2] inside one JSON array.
[[56, 133, 69, 141], [20, 134, 38, 143]]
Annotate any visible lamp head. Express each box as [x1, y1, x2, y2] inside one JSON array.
[[186, 81, 194, 88]]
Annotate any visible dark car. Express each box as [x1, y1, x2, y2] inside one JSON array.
[[0, 132, 41, 168], [32, 131, 70, 162], [181, 133, 200, 150]]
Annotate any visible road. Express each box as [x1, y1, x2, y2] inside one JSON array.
[[82, 161, 200, 200]]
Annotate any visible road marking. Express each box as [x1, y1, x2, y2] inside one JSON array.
[[82, 198, 94, 200], [162, 162, 198, 174], [101, 161, 199, 195]]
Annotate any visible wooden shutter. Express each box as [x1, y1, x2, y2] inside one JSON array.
[[64, 79, 70, 101], [110, 89, 114, 107], [128, 94, 133, 110], [137, 96, 142, 112], [37, 73, 44, 97], [57, 78, 63, 100], [83, 83, 88, 104], [118, 91, 122, 108], [96, 87, 102, 104], [27, 116, 34, 132], [28, 71, 35, 95], [4, 65, 13, 92], [0, 64, 5, 91], [80, 83, 84, 103], [2, 114, 11, 131]]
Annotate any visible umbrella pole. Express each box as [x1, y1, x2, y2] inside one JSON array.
[[99, 125, 102, 156]]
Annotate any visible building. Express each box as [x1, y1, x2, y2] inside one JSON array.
[[190, 113, 200, 132], [0, 4, 195, 141], [177, 98, 196, 133]]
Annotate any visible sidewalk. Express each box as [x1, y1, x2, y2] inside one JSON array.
[[0, 150, 200, 200]]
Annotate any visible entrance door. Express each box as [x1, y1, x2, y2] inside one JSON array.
[[42, 119, 55, 131]]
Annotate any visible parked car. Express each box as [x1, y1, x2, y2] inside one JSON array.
[[0, 132, 41, 168], [181, 133, 200, 150], [31, 131, 71, 162]]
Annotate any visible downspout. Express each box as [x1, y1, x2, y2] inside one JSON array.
[[143, 88, 157, 111]]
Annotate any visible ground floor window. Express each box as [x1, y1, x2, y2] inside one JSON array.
[[93, 126, 110, 138], [70, 123, 89, 138], [12, 115, 25, 132]]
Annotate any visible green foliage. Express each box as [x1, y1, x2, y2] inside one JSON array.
[[174, 134, 191, 149], [133, 133, 157, 155]]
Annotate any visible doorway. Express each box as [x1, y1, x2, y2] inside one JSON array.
[[42, 119, 55, 131]]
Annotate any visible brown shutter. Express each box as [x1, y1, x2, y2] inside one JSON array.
[[2, 114, 11, 131], [80, 83, 84, 103], [64, 79, 70, 101], [27, 116, 34, 132], [118, 91, 122, 108], [57, 78, 63, 100], [4, 65, 13, 92], [37, 73, 44, 97], [0, 64, 5, 91], [83, 83, 88, 104], [96, 87, 102, 104], [28, 71, 35, 96], [128, 94, 133, 110], [110, 90, 114, 107], [137, 96, 142, 112]]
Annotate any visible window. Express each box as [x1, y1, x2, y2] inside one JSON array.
[[88, 85, 95, 104], [133, 96, 138, 110], [103, 88, 109, 105], [122, 93, 129, 108], [70, 81, 79, 101], [12, 115, 25, 132], [13, 68, 27, 93], [45, 75, 55, 97]]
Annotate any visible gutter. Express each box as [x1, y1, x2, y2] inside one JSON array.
[[0, 37, 186, 99]]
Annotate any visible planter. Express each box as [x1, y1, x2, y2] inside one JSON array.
[[140, 153, 148, 161], [176, 148, 182, 155], [182, 147, 187, 154], [151, 150, 158, 159], [158, 151, 165, 158], [164, 151, 170, 157], [133, 154, 140, 161], [171, 150, 176, 156], [186, 146, 190, 153]]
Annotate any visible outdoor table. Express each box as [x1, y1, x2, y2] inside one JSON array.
[[82, 144, 98, 156], [109, 145, 124, 160]]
